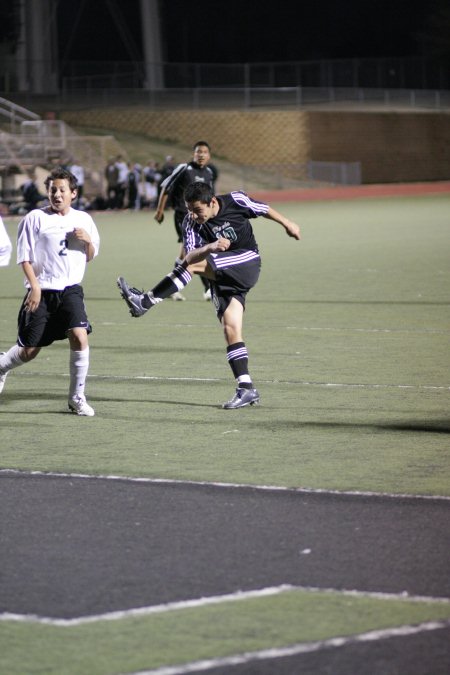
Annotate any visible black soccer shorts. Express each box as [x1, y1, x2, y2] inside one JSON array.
[[206, 250, 261, 320], [17, 284, 92, 348]]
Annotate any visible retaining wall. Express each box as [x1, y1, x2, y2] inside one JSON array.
[[60, 107, 450, 184]]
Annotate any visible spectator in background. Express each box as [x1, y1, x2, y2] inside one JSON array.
[[115, 155, 129, 209], [105, 158, 119, 209], [21, 176, 46, 212], [141, 160, 161, 208], [70, 160, 85, 209], [126, 163, 140, 210], [0, 215, 12, 267]]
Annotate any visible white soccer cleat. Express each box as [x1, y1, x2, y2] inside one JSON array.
[[68, 395, 95, 417], [170, 291, 186, 301], [0, 353, 8, 394]]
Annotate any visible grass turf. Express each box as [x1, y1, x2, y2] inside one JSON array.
[[1, 195, 449, 494], [2, 590, 450, 675], [1, 194, 449, 674]]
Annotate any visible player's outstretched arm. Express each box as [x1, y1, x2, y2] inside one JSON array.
[[265, 206, 301, 240], [154, 191, 167, 223]]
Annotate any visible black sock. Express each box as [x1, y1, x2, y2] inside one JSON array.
[[226, 342, 252, 389], [144, 264, 192, 305]]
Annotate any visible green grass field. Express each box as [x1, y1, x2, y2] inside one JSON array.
[[1, 194, 449, 674]]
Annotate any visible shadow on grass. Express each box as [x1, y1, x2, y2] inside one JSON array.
[[2, 393, 450, 428], [0, 392, 221, 410], [255, 419, 450, 434]]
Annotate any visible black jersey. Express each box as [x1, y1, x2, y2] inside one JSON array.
[[182, 191, 269, 254], [160, 161, 215, 213]]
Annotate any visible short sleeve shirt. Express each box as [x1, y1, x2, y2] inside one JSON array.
[[16, 206, 100, 290], [182, 191, 269, 254]]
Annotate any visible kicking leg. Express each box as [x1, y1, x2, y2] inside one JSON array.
[[117, 258, 215, 318], [117, 262, 193, 317]]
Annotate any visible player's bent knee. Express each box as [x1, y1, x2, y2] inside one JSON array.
[[20, 346, 41, 362]]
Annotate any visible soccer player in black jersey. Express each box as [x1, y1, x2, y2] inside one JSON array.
[[154, 141, 216, 300], [118, 183, 300, 409]]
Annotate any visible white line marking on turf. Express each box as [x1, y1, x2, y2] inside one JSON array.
[[124, 619, 450, 675], [7, 369, 450, 390], [288, 325, 450, 335], [99, 321, 450, 336], [1, 584, 449, 627], [1, 468, 450, 502]]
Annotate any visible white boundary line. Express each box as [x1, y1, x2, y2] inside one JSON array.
[[1, 468, 450, 502], [287, 326, 450, 335], [1, 584, 449, 627], [126, 619, 450, 675], [5, 369, 450, 390], [4, 317, 449, 336]]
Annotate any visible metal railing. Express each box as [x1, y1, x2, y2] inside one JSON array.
[[1, 55, 448, 96], [54, 56, 450, 91], [0, 118, 126, 197], [0, 96, 41, 133], [3, 86, 449, 113], [64, 85, 450, 110]]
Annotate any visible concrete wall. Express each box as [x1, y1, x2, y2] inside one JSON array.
[[60, 107, 450, 184]]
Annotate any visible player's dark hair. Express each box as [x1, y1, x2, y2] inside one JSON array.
[[44, 166, 78, 191], [192, 140, 210, 151], [184, 182, 214, 205]]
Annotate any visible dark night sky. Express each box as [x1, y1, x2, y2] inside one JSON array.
[[57, 0, 439, 65]]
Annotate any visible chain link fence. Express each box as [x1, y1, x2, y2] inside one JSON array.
[[1, 55, 448, 99]]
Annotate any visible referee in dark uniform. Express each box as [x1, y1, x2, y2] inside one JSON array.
[[154, 141, 216, 300], [117, 183, 301, 409]]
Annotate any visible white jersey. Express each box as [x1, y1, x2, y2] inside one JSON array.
[[0, 216, 12, 267], [16, 206, 100, 290]]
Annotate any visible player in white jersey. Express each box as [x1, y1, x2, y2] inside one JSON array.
[[0, 167, 100, 416], [0, 215, 12, 266]]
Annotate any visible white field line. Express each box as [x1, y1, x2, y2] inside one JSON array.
[[1, 468, 450, 502], [6, 369, 450, 390], [96, 320, 450, 334], [286, 325, 450, 335], [1, 584, 449, 627], [126, 619, 450, 675], [3, 317, 450, 335], [99, 320, 450, 334]]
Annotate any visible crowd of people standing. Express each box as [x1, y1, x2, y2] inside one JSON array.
[[104, 155, 176, 211], [1, 149, 218, 216]]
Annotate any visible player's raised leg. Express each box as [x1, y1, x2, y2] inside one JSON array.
[[117, 263, 193, 318]]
